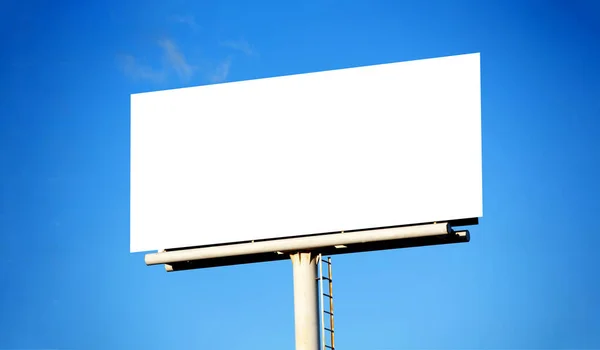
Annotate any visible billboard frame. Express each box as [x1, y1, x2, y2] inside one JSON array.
[[135, 52, 482, 350]]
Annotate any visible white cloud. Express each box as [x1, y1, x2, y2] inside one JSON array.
[[209, 57, 232, 83], [119, 36, 240, 85], [158, 38, 195, 81], [220, 39, 257, 57], [117, 54, 165, 82]]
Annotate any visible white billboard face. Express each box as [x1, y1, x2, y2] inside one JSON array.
[[130, 53, 482, 253]]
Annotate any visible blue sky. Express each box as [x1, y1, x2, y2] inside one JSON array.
[[1, 0, 599, 349]]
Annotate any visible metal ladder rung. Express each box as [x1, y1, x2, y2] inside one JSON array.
[[323, 293, 332, 298], [324, 310, 333, 315], [324, 327, 334, 333], [321, 259, 331, 264], [325, 345, 334, 349]]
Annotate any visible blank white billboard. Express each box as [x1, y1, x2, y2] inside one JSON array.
[[130, 53, 482, 253]]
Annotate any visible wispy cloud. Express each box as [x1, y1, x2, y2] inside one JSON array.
[[119, 35, 241, 85], [209, 57, 232, 83], [169, 14, 200, 32], [220, 39, 257, 57], [158, 38, 195, 81], [116, 54, 165, 82]]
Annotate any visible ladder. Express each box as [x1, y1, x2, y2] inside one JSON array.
[[318, 255, 335, 350]]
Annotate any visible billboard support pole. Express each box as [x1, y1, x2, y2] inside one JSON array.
[[290, 252, 320, 350]]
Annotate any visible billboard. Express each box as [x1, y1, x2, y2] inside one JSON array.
[[130, 53, 482, 253]]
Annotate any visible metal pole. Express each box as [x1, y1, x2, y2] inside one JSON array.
[[291, 252, 320, 350]]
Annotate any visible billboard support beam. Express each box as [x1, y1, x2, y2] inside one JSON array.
[[145, 222, 454, 266], [290, 252, 320, 350]]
